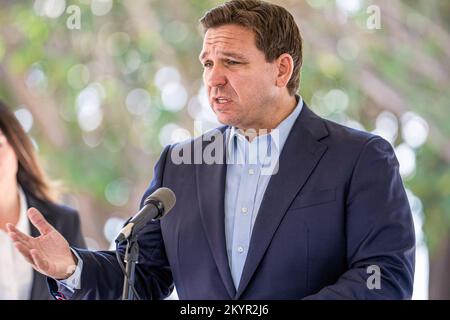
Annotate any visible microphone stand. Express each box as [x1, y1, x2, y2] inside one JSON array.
[[121, 233, 140, 300]]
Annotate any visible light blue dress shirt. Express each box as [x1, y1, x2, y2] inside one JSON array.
[[224, 96, 304, 288]]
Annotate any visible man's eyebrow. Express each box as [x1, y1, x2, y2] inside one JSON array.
[[199, 51, 208, 62], [199, 51, 248, 62], [220, 52, 247, 60]]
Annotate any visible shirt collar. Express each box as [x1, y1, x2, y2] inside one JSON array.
[[16, 186, 30, 234], [273, 94, 303, 152], [227, 95, 304, 154]]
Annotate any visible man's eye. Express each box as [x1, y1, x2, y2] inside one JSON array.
[[203, 62, 213, 68], [227, 60, 240, 65]]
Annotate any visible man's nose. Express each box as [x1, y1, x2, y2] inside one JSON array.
[[206, 65, 227, 88]]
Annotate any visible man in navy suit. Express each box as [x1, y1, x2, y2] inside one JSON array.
[[7, 0, 415, 299]]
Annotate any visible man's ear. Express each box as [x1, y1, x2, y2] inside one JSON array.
[[275, 53, 294, 89]]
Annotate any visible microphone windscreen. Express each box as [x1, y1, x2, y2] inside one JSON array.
[[145, 187, 176, 215]]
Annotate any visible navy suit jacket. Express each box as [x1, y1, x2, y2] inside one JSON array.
[[58, 104, 415, 300]]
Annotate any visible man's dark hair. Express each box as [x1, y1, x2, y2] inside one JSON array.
[[200, 0, 303, 95]]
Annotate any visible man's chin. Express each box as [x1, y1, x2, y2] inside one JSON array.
[[216, 114, 239, 127]]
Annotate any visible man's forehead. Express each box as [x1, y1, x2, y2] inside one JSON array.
[[199, 49, 247, 61], [200, 25, 256, 60], [203, 25, 254, 43]]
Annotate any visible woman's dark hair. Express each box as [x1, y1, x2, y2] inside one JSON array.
[[0, 100, 57, 202]]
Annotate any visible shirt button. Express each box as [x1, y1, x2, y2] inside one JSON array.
[[241, 207, 248, 214], [237, 246, 244, 253], [248, 168, 255, 175]]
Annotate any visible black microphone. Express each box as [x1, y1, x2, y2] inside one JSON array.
[[115, 187, 176, 243]]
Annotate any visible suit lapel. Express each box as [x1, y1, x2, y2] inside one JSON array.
[[195, 127, 236, 299], [236, 105, 329, 298]]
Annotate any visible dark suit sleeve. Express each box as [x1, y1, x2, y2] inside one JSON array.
[[303, 137, 415, 300], [55, 145, 174, 300]]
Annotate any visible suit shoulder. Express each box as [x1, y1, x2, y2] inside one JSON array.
[[26, 192, 80, 223], [317, 116, 393, 158], [322, 117, 375, 144], [48, 202, 80, 220]]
